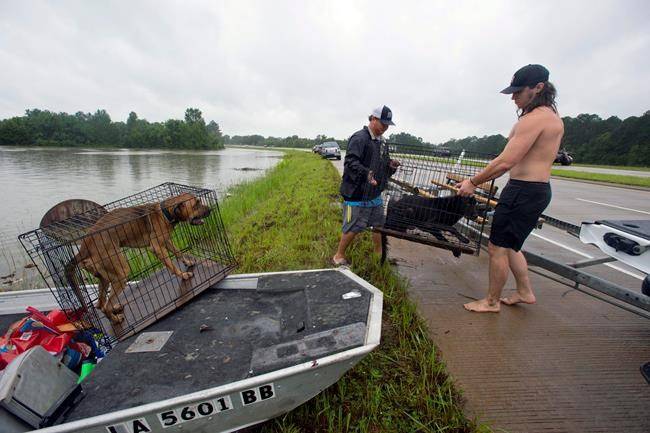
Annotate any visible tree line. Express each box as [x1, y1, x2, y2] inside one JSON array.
[[1, 108, 647, 166], [0, 108, 225, 149], [435, 111, 650, 166], [225, 134, 342, 149], [228, 111, 649, 167]]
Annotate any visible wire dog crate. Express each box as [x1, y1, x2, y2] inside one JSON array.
[[19, 183, 237, 351], [362, 143, 496, 257]]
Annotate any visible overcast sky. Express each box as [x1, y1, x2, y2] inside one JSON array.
[[1, 0, 648, 143]]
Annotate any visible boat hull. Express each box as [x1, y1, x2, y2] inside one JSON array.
[[0, 269, 383, 433]]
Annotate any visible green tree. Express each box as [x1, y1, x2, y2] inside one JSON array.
[[127, 112, 138, 130], [184, 108, 204, 125], [0, 117, 32, 145], [207, 120, 224, 147], [388, 132, 426, 146]]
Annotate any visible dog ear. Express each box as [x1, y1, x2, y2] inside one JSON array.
[[172, 202, 184, 219], [161, 193, 191, 221], [173, 196, 191, 221], [177, 195, 201, 221], [163, 194, 183, 210]]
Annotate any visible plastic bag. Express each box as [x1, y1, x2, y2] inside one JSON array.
[[0, 307, 87, 371]]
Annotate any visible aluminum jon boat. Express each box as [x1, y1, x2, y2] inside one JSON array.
[[0, 268, 383, 433]]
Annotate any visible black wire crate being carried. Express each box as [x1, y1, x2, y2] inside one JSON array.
[[19, 182, 237, 350], [362, 143, 496, 257]]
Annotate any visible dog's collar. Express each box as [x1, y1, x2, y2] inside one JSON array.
[[161, 203, 180, 225]]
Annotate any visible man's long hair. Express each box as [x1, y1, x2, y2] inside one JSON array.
[[519, 81, 558, 118]]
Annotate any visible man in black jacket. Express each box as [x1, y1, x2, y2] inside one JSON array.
[[332, 106, 400, 266]]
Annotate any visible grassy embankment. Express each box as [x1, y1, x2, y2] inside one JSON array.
[[571, 163, 650, 172], [549, 169, 650, 187], [456, 158, 650, 188], [217, 151, 489, 432]]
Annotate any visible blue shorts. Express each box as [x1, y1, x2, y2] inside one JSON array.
[[342, 203, 384, 233]]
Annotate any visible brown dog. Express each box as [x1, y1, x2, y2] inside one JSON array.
[[65, 193, 211, 325]]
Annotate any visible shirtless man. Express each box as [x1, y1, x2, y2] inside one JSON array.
[[457, 64, 564, 313]]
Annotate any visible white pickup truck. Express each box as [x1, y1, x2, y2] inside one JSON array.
[[319, 141, 341, 160]]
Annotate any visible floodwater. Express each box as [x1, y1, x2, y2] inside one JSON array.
[[0, 146, 281, 284]]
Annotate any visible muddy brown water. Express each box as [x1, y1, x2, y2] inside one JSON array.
[[0, 146, 281, 288]]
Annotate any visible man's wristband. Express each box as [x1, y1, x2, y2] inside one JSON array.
[[469, 178, 478, 187]]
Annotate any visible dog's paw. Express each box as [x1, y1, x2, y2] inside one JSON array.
[[111, 304, 124, 314], [182, 257, 196, 268], [112, 313, 125, 325], [180, 271, 194, 280]]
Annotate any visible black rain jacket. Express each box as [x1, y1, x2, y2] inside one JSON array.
[[339, 126, 396, 201]]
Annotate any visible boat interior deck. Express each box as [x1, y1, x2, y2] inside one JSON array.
[[3, 270, 373, 421]]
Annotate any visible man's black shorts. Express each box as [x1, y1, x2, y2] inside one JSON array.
[[489, 179, 552, 251]]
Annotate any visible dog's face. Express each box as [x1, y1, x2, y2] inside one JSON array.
[[164, 193, 211, 225]]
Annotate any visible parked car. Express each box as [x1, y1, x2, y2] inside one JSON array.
[[432, 147, 451, 157], [554, 149, 573, 166], [319, 141, 341, 160]]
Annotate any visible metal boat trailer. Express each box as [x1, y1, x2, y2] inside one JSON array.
[[524, 216, 650, 317], [467, 212, 650, 382], [504, 216, 650, 384]]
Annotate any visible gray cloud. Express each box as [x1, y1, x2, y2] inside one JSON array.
[[1, 0, 648, 143]]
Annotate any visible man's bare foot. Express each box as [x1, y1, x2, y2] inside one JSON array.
[[500, 292, 536, 306], [463, 298, 500, 313], [331, 256, 349, 266]]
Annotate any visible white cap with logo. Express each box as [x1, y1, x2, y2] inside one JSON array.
[[370, 105, 395, 126]]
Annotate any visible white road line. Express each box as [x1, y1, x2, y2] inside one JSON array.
[[576, 198, 650, 215], [531, 232, 645, 280]]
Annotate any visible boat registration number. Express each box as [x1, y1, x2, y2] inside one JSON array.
[[105, 383, 276, 432]]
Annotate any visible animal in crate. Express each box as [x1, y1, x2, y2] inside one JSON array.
[[64, 193, 211, 325], [384, 194, 476, 239]]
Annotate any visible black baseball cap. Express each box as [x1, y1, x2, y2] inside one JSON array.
[[500, 64, 550, 94], [370, 105, 395, 126]]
